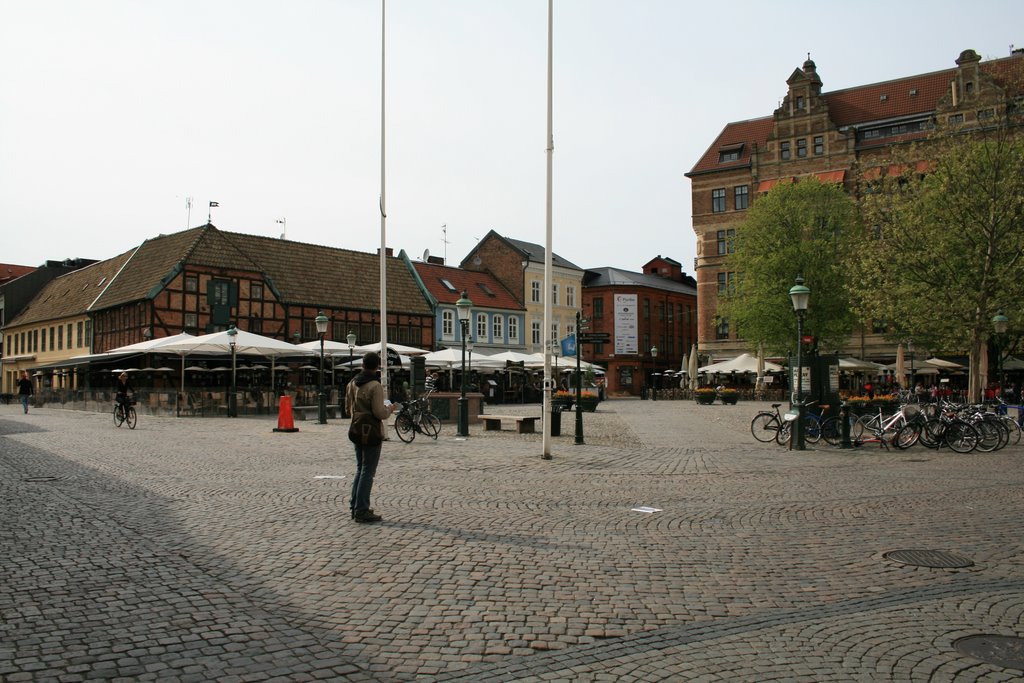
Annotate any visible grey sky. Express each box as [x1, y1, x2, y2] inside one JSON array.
[[2, 1, 1021, 276]]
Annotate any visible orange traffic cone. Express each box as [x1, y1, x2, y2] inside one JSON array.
[[273, 394, 300, 433]]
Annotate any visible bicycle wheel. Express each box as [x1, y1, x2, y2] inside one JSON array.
[[820, 417, 842, 446], [394, 412, 416, 443], [419, 413, 441, 439], [944, 420, 979, 454], [126, 407, 137, 430], [893, 423, 920, 450], [114, 405, 124, 427], [751, 413, 780, 443], [999, 415, 1022, 445], [852, 414, 876, 440], [804, 416, 822, 444], [971, 420, 1001, 453], [918, 419, 942, 449], [776, 421, 792, 446]]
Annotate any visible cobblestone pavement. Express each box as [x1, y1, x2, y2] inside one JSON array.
[[2, 399, 1023, 681]]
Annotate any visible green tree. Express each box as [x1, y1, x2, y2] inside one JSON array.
[[722, 178, 860, 356], [851, 127, 1024, 400]]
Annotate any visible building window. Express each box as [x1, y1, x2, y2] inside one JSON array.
[[593, 297, 604, 319], [797, 138, 807, 158], [532, 320, 541, 345], [657, 301, 665, 321], [184, 275, 198, 292], [531, 281, 541, 303], [551, 323, 559, 345], [978, 108, 994, 121], [251, 283, 263, 300], [476, 313, 487, 341], [734, 185, 749, 210], [716, 317, 730, 340], [813, 136, 824, 155], [949, 113, 964, 125], [508, 317, 519, 342], [211, 280, 230, 306], [718, 147, 742, 163], [796, 95, 805, 110], [643, 298, 650, 319], [716, 229, 735, 255], [442, 310, 454, 338], [552, 283, 559, 305], [85, 321, 92, 347], [76, 322, 84, 348], [184, 313, 198, 330], [492, 314, 504, 341], [780, 141, 790, 160], [50, 327, 55, 351], [711, 188, 726, 213], [566, 286, 576, 308], [718, 272, 727, 294]]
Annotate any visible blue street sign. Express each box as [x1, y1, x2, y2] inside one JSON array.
[[561, 335, 577, 357]]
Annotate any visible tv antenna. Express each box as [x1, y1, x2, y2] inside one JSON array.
[[442, 224, 450, 263], [276, 218, 286, 239]]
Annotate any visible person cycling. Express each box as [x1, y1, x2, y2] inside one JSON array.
[[115, 371, 134, 419]]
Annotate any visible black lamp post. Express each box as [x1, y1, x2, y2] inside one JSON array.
[[227, 325, 238, 417], [315, 311, 329, 424], [993, 309, 1009, 397], [456, 291, 473, 437], [789, 276, 810, 450], [344, 330, 357, 417], [650, 345, 658, 401]]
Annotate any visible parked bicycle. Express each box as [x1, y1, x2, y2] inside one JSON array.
[[394, 391, 441, 443], [750, 403, 785, 443]]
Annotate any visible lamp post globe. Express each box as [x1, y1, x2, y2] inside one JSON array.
[[789, 276, 810, 450], [226, 325, 238, 418], [315, 312, 329, 424], [455, 291, 473, 437]]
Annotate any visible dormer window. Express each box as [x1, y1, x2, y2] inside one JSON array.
[[439, 278, 458, 293], [796, 96, 805, 110], [717, 143, 743, 163], [965, 82, 974, 95]]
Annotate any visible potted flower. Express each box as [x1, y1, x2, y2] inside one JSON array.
[[578, 391, 600, 412], [551, 390, 574, 409], [694, 387, 716, 405], [718, 388, 739, 405]]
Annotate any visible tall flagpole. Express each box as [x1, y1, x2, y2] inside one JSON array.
[[541, 0, 554, 459], [379, 0, 389, 398]]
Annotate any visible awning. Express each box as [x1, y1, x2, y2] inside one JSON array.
[[815, 170, 846, 184], [756, 177, 794, 193]]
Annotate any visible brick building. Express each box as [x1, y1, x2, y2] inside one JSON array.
[[686, 48, 1024, 362], [581, 256, 697, 396], [460, 231, 584, 354]]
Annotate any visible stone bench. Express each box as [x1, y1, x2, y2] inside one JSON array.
[[478, 415, 540, 434], [293, 404, 342, 421]]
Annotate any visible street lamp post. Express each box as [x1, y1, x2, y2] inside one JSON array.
[[345, 331, 357, 417], [993, 309, 1009, 398], [456, 291, 473, 437], [789, 276, 810, 450], [315, 312, 329, 424], [650, 346, 659, 401], [227, 325, 238, 418]]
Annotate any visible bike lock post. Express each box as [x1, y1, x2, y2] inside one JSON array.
[[840, 401, 853, 449]]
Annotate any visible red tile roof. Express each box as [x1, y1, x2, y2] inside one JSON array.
[[414, 262, 524, 310], [688, 53, 1023, 176], [0, 263, 36, 284]]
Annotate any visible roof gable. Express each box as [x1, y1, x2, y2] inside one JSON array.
[[413, 262, 524, 310], [7, 251, 135, 326]]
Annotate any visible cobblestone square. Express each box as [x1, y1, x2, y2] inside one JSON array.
[[2, 399, 1023, 681]]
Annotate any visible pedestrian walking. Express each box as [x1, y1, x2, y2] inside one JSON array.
[[345, 351, 397, 524], [17, 371, 33, 414]]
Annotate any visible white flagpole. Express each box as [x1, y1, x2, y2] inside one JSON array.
[[541, 0, 554, 459], [379, 0, 389, 398]]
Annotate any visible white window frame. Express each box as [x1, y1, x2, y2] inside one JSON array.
[[531, 280, 541, 303], [492, 314, 504, 342], [531, 320, 542, 345], [566, 285, 576, 308], [508, 316, 519, 343], [442, 309, 454, 339], [552, 283, 559, 305], [476, 312, 487, 341]]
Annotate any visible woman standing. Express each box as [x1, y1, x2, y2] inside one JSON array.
[[346, 352, 397, 523]]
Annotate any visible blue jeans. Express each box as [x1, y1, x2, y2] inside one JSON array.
[[20, 395, 29, 413], [351, 444, 382, 514]]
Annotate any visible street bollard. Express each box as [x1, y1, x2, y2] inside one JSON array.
[[840, 401, 853, 449]]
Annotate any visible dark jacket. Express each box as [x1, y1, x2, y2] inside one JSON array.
[[18, 378, 33, 396]]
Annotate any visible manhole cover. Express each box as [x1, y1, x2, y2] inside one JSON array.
[[22, 476, 58, 483], [883, 549, 974, 568], [954, 635, 1024, 670]]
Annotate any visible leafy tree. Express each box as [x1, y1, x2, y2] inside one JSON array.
[[851, 126, 1024, 400], [722, 178, 860, 356]]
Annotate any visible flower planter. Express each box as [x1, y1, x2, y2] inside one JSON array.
[[719, 395, 739, 405], [578, 398, 599, 412], [695, 393, 716, 405]]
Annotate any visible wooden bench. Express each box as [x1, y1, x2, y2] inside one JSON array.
[[477, 415, 540, 434], [293, 404, 343, 420]]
